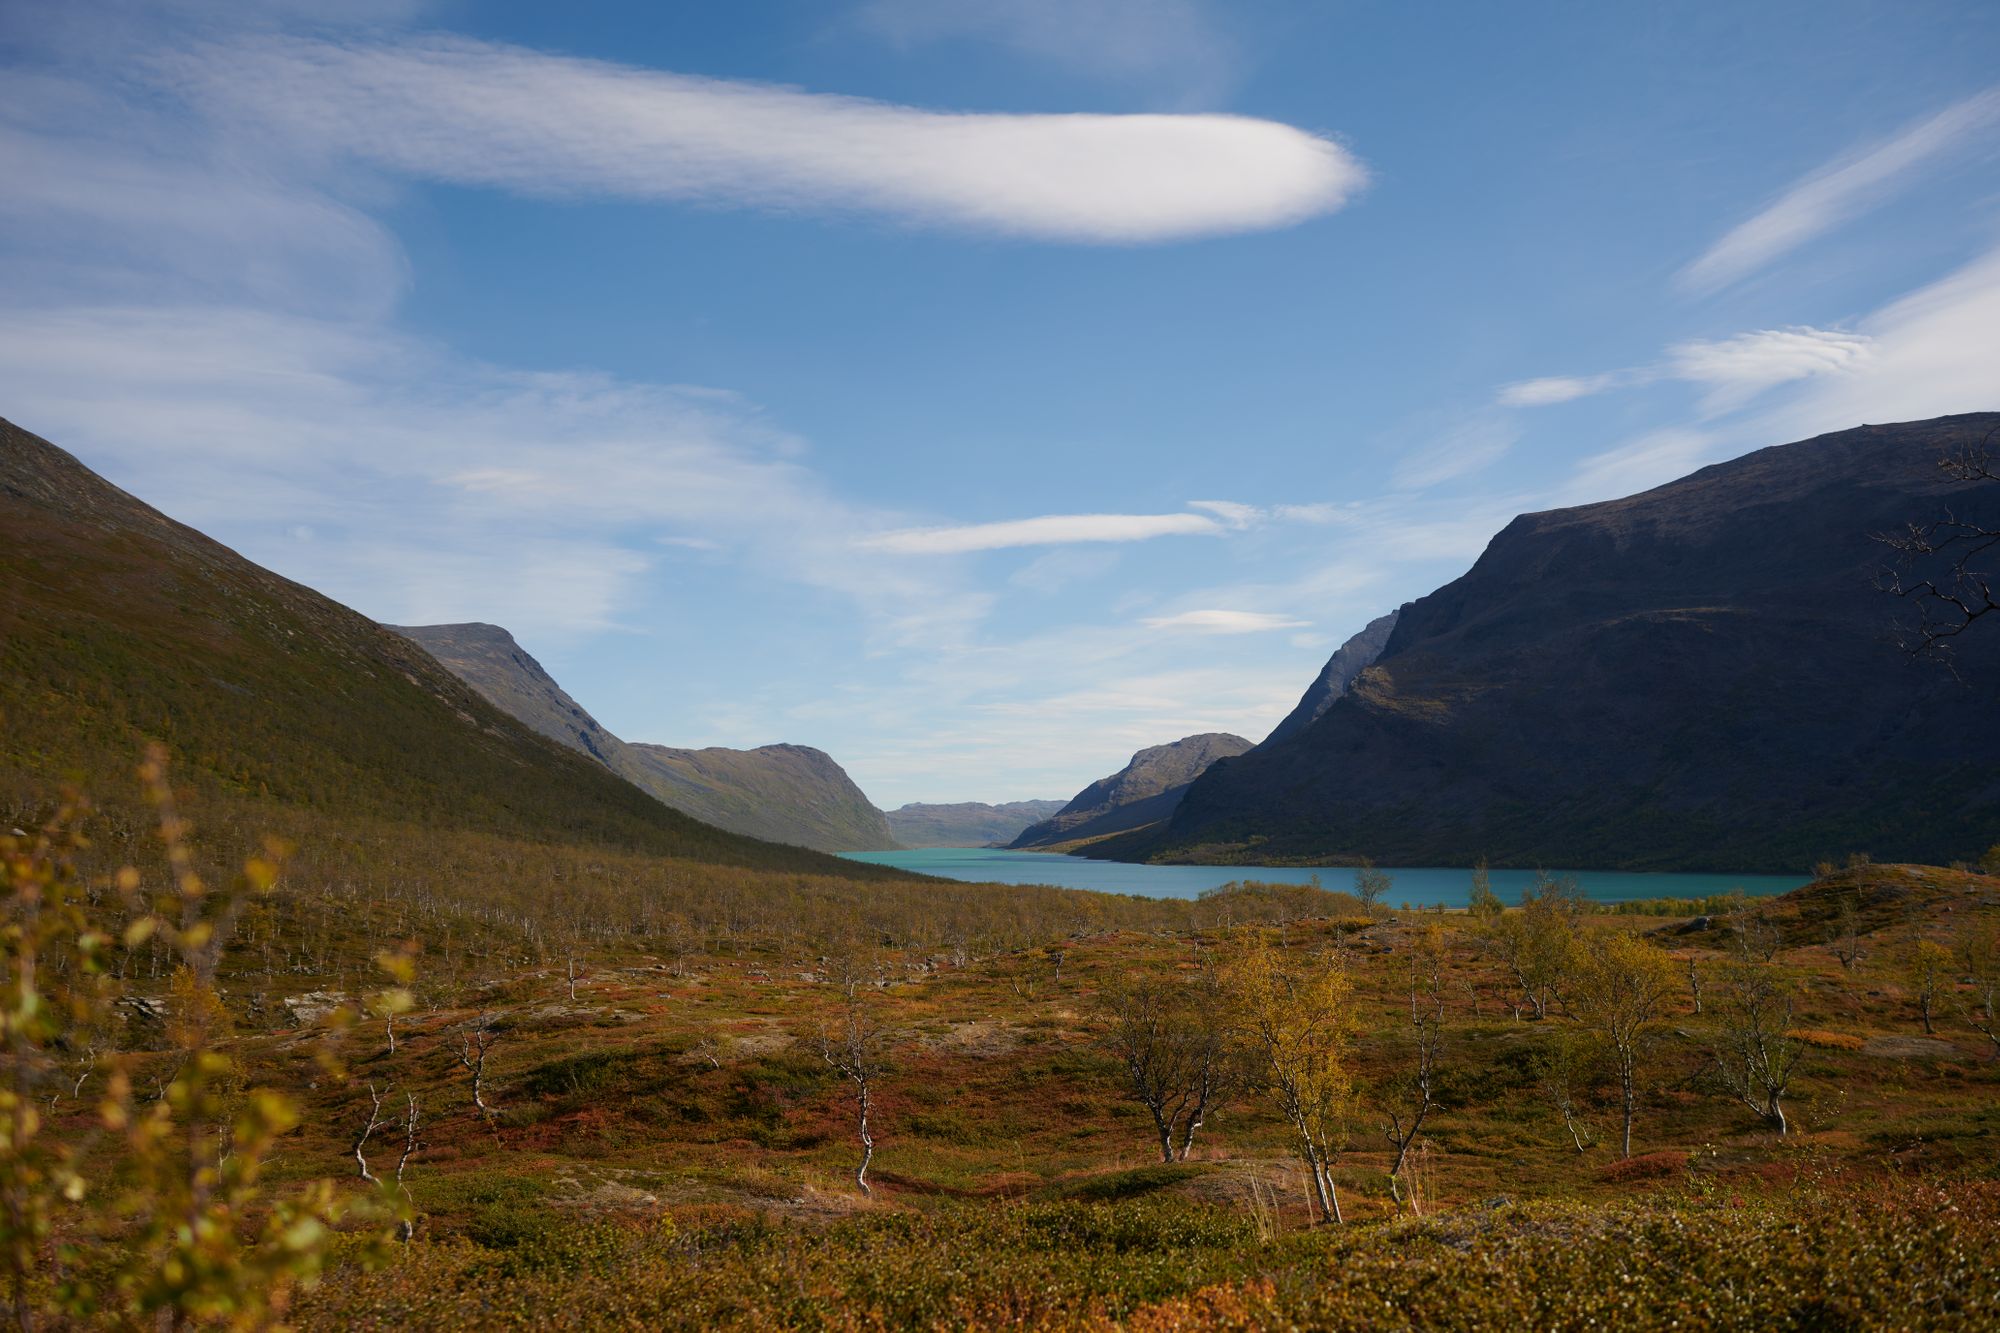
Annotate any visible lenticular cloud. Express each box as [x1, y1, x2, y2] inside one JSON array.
[[161, 37, 1367, 243]]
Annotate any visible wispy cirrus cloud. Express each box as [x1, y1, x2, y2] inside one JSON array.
[[1388, 417, 1520, 490], [1186, 499, 1266, 527], [1680, 87, 2000, 295], [859, 495, 1368, 555], [1749, 240, 2000, 441], [157, 35, 1366, 245], [0, 302, 962, 642], [1141, 609, 1309, 634], [860, 510, 1228, 554], [1551, 239, 2000, 509], [1498, 325, 1871, 414], [1496, 373, 1623, 407], [1663, 327, 1873, 410], [1560, 429, 1719, 505]]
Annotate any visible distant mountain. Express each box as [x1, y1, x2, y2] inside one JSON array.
[[1090, 416, 2000, 873], [387, 622, 627, 766], [393, 623, 898, 852], [1010, 733, 1252, 850], [886, 800, 1067, 847], [624, 743, 898, 854], [0, 418, 903, 881], [1262, 610, 1399, 745]]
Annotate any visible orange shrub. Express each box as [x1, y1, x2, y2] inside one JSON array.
[[1787, 1028, 1866, 1050], [1598, 1151, 1689, 1183]]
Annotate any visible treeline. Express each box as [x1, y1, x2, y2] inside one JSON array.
[[15, 792, 1380, 996], [1082, 865, 2000, 1225]]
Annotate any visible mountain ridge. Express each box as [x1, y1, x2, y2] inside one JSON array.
[[1009, 732, 1252, 850], [1262, 609, 1400, 746], [885, 800, 1067, 847], [1087, 415, 2000, 872], [0, 416, 909, 880], [391, 622, 898, 853]]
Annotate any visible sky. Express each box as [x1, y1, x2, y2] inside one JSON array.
[[4, 1, 1999, 808]]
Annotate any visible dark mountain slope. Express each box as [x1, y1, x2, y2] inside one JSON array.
[[393, 623, 898, 852], [886, 800, 1067, 847], [1010, 733, 1251, 850], [1263, 610, 1399, 745], [1094, 415, 2000, 873], [0, 417, 908, 880]]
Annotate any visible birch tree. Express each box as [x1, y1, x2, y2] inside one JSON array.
[[455, 1013, 500, 1115], [1486, 875, 1581, 1021], [391, 1092, 423, 1243], [816, 975, 891, 1197], [1353, 860, 1391, 914], [1569, 931, 1679, 1159], [1955, 921, 2000, 1058], [1710, 962, 1803, 1135], [1828, 894, 1866, 971], [1467, 860, 1504, 924], [1904, 937, 1952, 1035], [1383, 925, 1446, 1209], [351, 1084, 393, 1184], [1226, 938, 1355, 1224], [1532, 1027, 1597, 1153], [1100, 963, 1236, 1163], [349, 1086, 422, 1240]]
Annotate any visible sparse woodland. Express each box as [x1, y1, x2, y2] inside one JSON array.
[[4, 755, 1999, 1328]]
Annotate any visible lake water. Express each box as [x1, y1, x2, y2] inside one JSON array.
[[842, 847, 1806, 907]]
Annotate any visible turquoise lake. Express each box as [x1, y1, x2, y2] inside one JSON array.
[[842, 847, 1807, 906]]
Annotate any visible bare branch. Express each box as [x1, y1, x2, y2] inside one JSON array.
[[815, 971, 892, 1197], [351, 1083, 391, 1184], [455, 1013, 499, 1116], [1878, 429, 2000, 661]]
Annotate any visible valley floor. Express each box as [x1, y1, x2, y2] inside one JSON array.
[[19, 842, 2000, 1329]]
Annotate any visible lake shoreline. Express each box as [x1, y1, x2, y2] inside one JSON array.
[[843, 846, 1807, 906]]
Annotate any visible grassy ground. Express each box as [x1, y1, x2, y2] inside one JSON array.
[[45, 861, 1995, 1327]]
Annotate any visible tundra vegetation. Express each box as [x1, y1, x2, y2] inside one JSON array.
[[3, 760, 1999, 1328]]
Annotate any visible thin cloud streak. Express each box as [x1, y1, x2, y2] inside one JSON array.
[[1388, 418, 1520, 490], [1141, 609, 1310, 633], [1499, 326, 1871, 414], [1497, 374, 1622, 407], [1666, 327, 1873, 411], [160, 35, 1367, 244], [860, 511, 1225, 554], [1750, 240, 2000, 442], [1679, 87, 2000, 295], [0, 302, 981, 645]]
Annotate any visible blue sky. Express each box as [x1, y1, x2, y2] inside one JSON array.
[[5, 1, 1999, 807]]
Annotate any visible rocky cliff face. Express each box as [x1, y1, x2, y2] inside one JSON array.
[[1262, 609, 1400, 746], [393, 624, 898, 853], [886, 800, 1067, 847], [391, 623, 628, 767], [1091, 416, 2000, 872], [1010, 733, 1252, 849]]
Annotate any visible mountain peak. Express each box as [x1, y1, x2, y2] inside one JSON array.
[[1263, 610, 1400, 746], [0, 417, 896, 879], [394, 624, 897, 852], [1010, 732, 1252, 850], [1096, 414, 2000, 872]]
